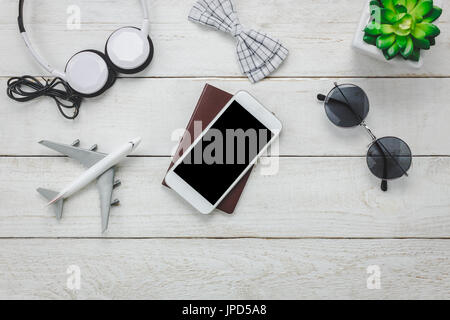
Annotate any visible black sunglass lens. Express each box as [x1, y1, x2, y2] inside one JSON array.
[[324, 85, 369, 127], [367, 137, 412, 180]]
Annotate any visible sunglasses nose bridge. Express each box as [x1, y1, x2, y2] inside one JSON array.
[[361, 121, 377, 141]]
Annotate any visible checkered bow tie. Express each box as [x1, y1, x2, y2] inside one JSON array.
[[188, 0, 289, 83]]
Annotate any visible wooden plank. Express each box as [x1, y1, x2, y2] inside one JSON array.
[[1, 0, 449, 77], [0, 238, 449, 299], [2, 78, 450, 156], [1, 157, 449, 238]]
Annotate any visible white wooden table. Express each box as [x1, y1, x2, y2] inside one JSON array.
[[1, 0, 449, 299]]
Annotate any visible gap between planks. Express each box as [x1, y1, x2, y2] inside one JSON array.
[[1, 155, 449, 158], [1, 237, 450, 240], [2, 76, 450, 79]]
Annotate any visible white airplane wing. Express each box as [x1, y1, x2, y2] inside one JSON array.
[[39, 140, 120, 232], [97, 167, 116, 232], [38, 140, 106, 168]]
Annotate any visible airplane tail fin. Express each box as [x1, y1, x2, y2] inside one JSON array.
[[37, 188, 64, 220]]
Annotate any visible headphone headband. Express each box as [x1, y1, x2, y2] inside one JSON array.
[[18, 0, 150, 77], [18, 0, 25, 33]]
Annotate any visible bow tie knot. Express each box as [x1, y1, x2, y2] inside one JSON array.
[[189, 0, 289, 83], [231, 24, 243, 38]]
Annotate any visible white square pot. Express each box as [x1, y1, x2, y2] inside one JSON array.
[[352, 0, 443, 68]]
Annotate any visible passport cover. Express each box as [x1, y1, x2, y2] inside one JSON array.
[[162, 84, 253, 214]]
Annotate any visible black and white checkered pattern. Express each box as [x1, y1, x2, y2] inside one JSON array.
[[188, 0, 289, 83]]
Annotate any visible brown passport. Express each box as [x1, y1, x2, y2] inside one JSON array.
[[162, 84, 253, 214]]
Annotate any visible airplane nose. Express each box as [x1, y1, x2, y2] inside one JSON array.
[[130, 137, 142, 149]]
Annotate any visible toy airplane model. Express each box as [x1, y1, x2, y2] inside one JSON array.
[[37, 137, 141, 232]]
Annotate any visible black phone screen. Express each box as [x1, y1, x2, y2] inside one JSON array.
[[174, 100, 273, 204]]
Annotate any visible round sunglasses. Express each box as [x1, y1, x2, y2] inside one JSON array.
[[317, 83, 412, 191]]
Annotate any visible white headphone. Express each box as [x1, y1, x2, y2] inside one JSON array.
[[18, 0, 154, 97]]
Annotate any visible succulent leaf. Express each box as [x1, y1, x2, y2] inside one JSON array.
[[381, 24, 396, 34], [400, 36, 414, 57], [364, 0, 441, 61], [423, 6, 442, 23], [410, 47, 421, 61], [394, 0, 408, 14], [411, 0, 433, 21], [411, 26, 425, 39], [377, 33, 396, 49], [415, 22, 440, 37], [394, 0, 406, 7], [428, 36, 436, 46], [386, 42, 401, 58], [412, 36, 431, 49], [364, 35, 378, 45], [405, 0, 418, 12], [382, 0, 396, 11], [365, 20, 382, 35], [381, 8, 399, 23], [396, 35, 408, 49]]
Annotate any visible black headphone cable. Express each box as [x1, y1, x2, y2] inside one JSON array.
[[7, 75, 82, 120]]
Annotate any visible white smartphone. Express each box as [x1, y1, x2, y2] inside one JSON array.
[[165, 91, 282, 214]]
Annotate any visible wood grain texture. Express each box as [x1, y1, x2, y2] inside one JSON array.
[[0, 0, 449, 77], [2, 78, 450, 156], [1, 157, 449, 238], [0, 239, 449, 299]]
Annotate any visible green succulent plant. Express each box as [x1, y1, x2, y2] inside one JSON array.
[[363, 0, 442, 61]]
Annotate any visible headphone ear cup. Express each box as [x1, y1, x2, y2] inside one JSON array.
[[105, 66, 117, 90], [105, 27, 154, 74], [65, 50, 116, 98]]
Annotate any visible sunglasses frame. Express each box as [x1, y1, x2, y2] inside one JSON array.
[[317, 82, 412, 191]]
